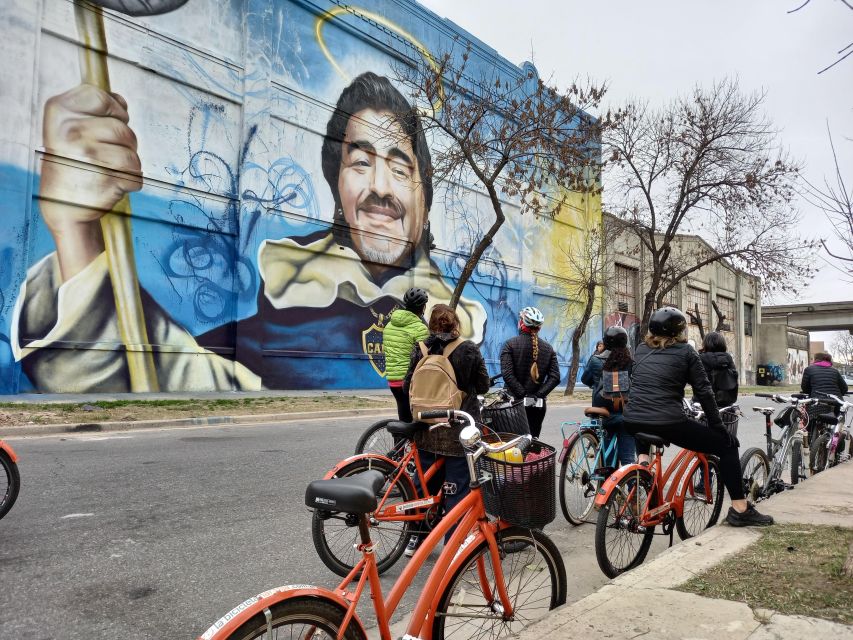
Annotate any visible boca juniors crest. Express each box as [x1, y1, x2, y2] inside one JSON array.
[[362, 322, 386, 377]]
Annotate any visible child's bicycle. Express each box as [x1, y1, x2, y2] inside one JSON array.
[[198, 410, 566, 640], [0, 438, 20, 521], [558, 407, 621, 525], [739, 392, 819, 502], [592, 403, 726, 578]]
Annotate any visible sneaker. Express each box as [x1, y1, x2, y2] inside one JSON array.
[[404, 535, 422, 557], [726, 505, 774, 527]]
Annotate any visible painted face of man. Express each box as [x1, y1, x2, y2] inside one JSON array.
[[338, 108, 426, 270]]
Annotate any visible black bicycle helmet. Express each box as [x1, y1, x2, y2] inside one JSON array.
[[602, 326, 628, 350], [402, 287, 429, 311], [648, 307, 688, 337]]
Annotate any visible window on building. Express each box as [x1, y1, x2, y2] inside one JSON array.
[[716, 296, 735, 332], [686, 286, 709, 326], [614, 264, 639, 315], [660, 285, 679, 309], [744, 303, 754, 336]]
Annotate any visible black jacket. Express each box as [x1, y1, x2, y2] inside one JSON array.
[[580, 351, 609, 389], [698, 351, 739, 407], [623, 342, 722, 429], [403, 332, 489, 455], [801, 363, 848, 398], [500, 333, 561, 400]]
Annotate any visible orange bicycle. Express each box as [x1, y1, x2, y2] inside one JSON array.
[[592, 406, 728, 578], [198, 410, 566, 640]]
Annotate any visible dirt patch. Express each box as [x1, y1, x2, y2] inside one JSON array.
[[678, 524, 853, 625], [0, 396, 394, 428]]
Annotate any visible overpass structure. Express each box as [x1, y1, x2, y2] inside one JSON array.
[[762, 301, 853, 333]]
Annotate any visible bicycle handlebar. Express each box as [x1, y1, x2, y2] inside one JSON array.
[[418, 409, 456, 421], [754, 393, 818, 406], [416, 410, 533, 455]]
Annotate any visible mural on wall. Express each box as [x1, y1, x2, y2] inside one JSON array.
[[786, 348, 808, 385], [0, 0, 598, 393]]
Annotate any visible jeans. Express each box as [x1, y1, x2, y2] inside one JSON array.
[[604, 414, 636, 465], [415, 450, 470, 542]]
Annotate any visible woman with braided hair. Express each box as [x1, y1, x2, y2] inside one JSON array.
[[500, 307, 561, 438]]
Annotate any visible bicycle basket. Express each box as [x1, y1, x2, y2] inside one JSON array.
[[481, 400, 530, 436], [806, 401, 836, 425], [721, 411, 739, 439], [475, 433, 556, 528]]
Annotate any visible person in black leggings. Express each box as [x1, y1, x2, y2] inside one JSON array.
[[623, 307, 773, 527]]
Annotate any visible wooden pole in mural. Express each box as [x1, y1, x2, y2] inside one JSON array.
[[73, 1, 159, 392]]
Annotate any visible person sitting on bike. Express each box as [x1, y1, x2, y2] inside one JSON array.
[[383, 287, 429, 422], [500, 307, 561, 438], [403, 304, 490, 553], [623, 307, 773, 527], [590, 326, 636, 465], [802, 352, 848, 402], [697, 331, 739, 408]]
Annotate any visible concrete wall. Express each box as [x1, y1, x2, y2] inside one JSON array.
[[757, 324, 809, 385], [0, 0, 600, 393]]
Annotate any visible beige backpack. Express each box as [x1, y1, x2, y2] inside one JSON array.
[[409, 338, 464, 423]]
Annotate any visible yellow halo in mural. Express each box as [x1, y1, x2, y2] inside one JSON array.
[[314, 6, 445, 113]]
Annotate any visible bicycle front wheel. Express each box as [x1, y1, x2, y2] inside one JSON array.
[[222, 598, 366, 640], [739, 447, 770, 503], [0, 449, 20, 520], [790, 438, 806, 484], [354, 419, 400, 457], [594, 469, 655, 579], [558, 430, 599, 526], [432, 527, 566, 640], [311, 457, 414, 577], [676, 456, 724, 540]]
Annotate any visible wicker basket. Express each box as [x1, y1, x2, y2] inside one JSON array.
[[481, 400, 530, 436], [721, 411, 739, 439], [475, 434, 556, 529]]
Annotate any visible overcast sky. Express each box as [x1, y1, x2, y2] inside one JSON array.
[[419, 0, 853, 345]]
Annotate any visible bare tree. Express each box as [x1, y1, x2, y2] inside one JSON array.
[[801, 125, 853, 281], [394, 45, 608, 308], [788, 0, 853, 74], [605, 78, 816, 335], [558, 220, 613, 395], [831, 332, 853, 365]]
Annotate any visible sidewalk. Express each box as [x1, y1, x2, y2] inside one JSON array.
[[515, 462, 853, 640]]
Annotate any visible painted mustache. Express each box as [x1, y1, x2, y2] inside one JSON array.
[[357, 194, 404, 221]]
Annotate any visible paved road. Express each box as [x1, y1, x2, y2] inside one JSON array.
[[0, 400, 772, 639]]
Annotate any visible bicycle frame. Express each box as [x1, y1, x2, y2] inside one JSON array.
[[594, 446, 713, 527], [199, 479, 514, 640], [763, 412, 806, 490], [559, 420, 619, 482], [323, 448, 445, 526]]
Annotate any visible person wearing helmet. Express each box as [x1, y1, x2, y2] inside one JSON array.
[[383, 287, 429, 421], [500, 306, 561, 438], [587, 326, 636, 464], [623, 307, 773, 527]]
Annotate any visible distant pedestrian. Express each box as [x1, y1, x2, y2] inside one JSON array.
[[383, 287, 428, 422], [697, 331, 739, 408], [500, 306, 561, 438], [594, 340, 605, 355]]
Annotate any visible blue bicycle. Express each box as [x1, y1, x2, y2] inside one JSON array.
[[558, 407, 622, 525]]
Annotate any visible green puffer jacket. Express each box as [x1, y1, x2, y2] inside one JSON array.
[[383, 310, 428, 382]]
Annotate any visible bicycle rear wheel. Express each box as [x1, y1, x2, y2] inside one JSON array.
[[739, 447, 770, 503], [810, 432, 829, 474], [432, 526, 566, 640], [790, 438, 806, 484], [0, 449, 20, 520], [311, 457, 414, 577], [676, 456, 724, 540], [558, 430, 599, 526], [354, 419, 401, 457], [222, 598, 366, 640], [594, 469, 655, 579]]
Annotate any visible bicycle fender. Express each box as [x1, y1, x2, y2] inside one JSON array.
[[0, 440, 18, 463], [197, 586, 365, 640], [593, 464, 649, 508], [322, 453, 398, 479]]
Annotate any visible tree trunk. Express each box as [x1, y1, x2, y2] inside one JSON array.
[[564, 282, 597, 396]]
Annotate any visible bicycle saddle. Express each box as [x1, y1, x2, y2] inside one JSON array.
[[817, 413, 838, 425], [385, 421, 428, 438], [305, 470, 386, 514], [584, 407, 611, 419], [633, 432, 670, 448], [752, 407, 775, 416]]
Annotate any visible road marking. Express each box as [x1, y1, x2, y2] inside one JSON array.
[[61, 513, 94, 519]]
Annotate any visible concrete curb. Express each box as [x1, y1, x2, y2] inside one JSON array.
[[0, 407, 398, 438], [514, 462, 853, 639], [1, 399, 591, 438]]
